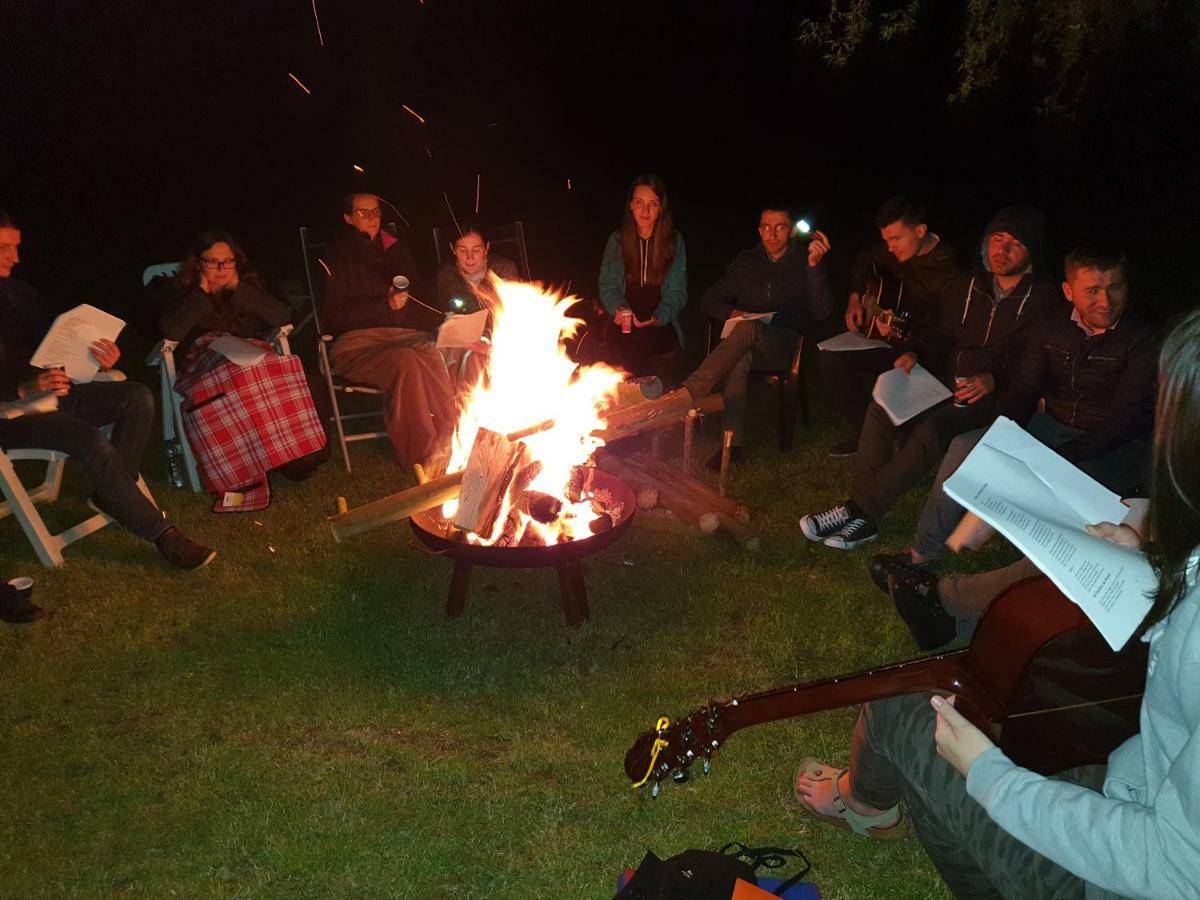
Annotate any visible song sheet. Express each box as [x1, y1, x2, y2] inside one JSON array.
[[817, 330, 892, 352], [208, 336, 268, 367], [871, 364, 952, 425], [30, 304, 126, 383], [437, 310, 489, 349], [720, 311, 774, 339], [943, 417, 1155, 649]]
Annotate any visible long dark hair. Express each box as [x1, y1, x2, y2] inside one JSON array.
[[619, 174, 676, 284], [1143, 309, 1200, 629], [174, 229, 260, 290]]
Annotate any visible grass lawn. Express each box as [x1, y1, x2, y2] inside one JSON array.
[[0, 385, 1019, 898]]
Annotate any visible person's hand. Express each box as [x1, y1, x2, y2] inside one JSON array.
[[467, 339, 491, 355], [1085, 521, 1143, 551], [931, 694, 995, 778], [893, 351, 918, 374], [22, 368, 71, 398], [199, 271, 212, 294], [633, 313, 660, 328], [807, 229, 831, 267], [845, 294, 864, 333], [89, 338, 121, 370], [875, 315, 896, 339], [954, 373, 995, 405], [388, 290, 409, 311]]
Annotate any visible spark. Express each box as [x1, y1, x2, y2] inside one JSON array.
[[474, 174, 481, 214], [374, 195, 412, 227], [287, 72, 312, 95], [443, 191, 463, 236], [402, 104, 427, 125], [310, 0, 325, 46], [424, 145, 432, 160], [566, 178, 573, 190], [352, 164, 365, 173], [317, 258, 332, 277]]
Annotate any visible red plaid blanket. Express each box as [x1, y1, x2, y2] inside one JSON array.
[[175, 334, 325, 512]]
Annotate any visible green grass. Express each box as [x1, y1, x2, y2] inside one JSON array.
[[0, 390, 1019, 898]]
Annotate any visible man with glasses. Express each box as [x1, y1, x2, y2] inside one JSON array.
[[322, 193, 456, 470], [678, 203, 832, 467]]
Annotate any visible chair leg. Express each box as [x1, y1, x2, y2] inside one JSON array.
[[0, 452, 65, 568], [321, 347, 353, 473]]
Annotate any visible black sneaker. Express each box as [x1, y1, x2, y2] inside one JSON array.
[[706, 445, 744, 472], [0, 580, 44, 624], [823, 516, 879, 549], [827, 435, 859, 458], [800, 504, 852, 541], [868, 551, 939, 595], [889, 569, 955, 650], [155, 526, 217, 570]]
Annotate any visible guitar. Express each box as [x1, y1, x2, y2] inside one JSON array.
[[859, 262, 910, 341], [625, 578, 1147, 794]]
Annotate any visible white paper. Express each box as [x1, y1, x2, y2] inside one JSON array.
[[817, 330, 892, 352], [208, 335, 268, 367], [871, 364, 952, 425], [720, 311, 774, 339], [30, 304, 125, 383], [437, 310, 489, 349], [943, 417, 1155, 650]]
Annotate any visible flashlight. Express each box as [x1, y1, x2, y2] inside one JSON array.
[[795, 218, 812, 236], [451, 297, 465, 310]]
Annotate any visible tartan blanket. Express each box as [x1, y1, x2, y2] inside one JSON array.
[[175, 334, 325, 512]]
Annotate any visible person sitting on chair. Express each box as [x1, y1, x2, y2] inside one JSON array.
[[322, 192, 456, 470], [0, 211, 214, 569], [150, 230, 327, 509], [800, 207, 1057, 550], [791, 305, 1200, 900], [598, 174, 688, 382], [821, 195, 962, 457], [679, 202, 833, 468]]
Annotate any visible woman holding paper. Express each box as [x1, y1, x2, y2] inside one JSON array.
[[150, 231, 326, 509], [597, 174, 688, 380], [792, 308, 1200, 899]]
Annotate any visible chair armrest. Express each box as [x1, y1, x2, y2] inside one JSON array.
[[320, 334, 335, 343], [93, 370, 127, 382], [0, 392, 59, 420], [276, 323, 295, 338], [145, 339, 179, 366]]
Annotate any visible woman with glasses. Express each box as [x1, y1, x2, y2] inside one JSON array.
[[597, 174, 688, 380], [151, 230, 326, 510]]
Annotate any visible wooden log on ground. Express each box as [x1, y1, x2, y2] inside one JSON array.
[[597, 452, 759, 551], [600, 389, 722, 443], [635, 507, 702, 536], [630, 453, 748, 523]]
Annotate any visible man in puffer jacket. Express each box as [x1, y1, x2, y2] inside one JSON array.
[[799, 207, 1057, 551]]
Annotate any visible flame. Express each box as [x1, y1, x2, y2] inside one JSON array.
[[443, 278, 624, 544]]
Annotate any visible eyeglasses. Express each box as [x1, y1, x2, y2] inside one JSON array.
[[758, 224, 792, 234], [200, 257, 237, 271], [353, 208, 382, 220]]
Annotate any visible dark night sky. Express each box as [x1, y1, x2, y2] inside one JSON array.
[[3, 0, 1199, 338]]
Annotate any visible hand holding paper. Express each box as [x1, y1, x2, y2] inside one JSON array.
[[720, 311, 774, 339], [437, 310, 489, 350], [30, 304, 126, 383]]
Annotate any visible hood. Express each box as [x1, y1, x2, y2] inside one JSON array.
[[981, 206, 1047, 271]]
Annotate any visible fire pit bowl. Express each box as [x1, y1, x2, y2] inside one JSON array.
[[410, 469, 636, 626]]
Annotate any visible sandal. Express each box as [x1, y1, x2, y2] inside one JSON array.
[[793, 757, 908, 841]]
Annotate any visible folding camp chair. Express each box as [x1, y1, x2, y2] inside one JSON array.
[[298, 226, 389, 473], [143, 263, 294, 490]]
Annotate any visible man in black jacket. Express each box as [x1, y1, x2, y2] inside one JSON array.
[[680, 203, 833, 466], [880, 242, 1157, 575], [0, 212, 215, 572], [800, 207, 1056, 550], [821, 196, 962, 456]]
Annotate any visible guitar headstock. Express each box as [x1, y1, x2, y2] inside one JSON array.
[[624, 701, 735, 795]]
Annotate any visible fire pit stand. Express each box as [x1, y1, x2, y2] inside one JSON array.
[[409, 469, 636, 626]]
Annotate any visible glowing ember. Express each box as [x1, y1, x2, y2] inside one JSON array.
[[443, 279, 624, 544]]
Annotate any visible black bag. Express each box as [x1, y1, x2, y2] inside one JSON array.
[[615, 842, 812, 900]]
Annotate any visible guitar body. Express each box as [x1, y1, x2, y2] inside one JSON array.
[[860, 262, 908, 339], [625, 578, 1147, 789]]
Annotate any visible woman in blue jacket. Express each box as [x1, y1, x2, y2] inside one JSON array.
[[598, 174, 687, 379]]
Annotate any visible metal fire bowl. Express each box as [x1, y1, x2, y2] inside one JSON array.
[[409, 469, 636, 567]]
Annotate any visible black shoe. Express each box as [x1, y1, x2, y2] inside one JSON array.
[[823, 516, 878, 549], [706, 445, 744, 472], [889, 569, 955, 650], [827, 435, 859, 458], [155, 526, 217, 570], [868, 551, 939, 595], [1, 579, 44, 624]]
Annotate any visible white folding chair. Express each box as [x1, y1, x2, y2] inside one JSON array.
[[143, 263, 294, 491]]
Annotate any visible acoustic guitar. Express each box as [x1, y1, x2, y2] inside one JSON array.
[[859, 261, 910, 341], [625, 578, 1147, 794]]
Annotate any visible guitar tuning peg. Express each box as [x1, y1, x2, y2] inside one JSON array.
[[650, 781, 660, 799], [672, 769, 689, 784], [702, 758, 711, 775]]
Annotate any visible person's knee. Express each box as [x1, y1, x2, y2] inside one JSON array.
[[120, 381, 156, 419]]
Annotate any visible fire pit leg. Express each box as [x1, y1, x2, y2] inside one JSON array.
[[556, 561, 590, 626], [446, 559, 473, 617]]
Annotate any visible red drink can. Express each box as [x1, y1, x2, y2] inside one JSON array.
[[618, 308, 633, 334], [954, 376, 968, 408]]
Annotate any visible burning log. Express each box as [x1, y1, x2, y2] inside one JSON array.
[[453, 428, 534, 537], [566, 464, 596, 503], [630, 454, 749, 523], [524, 490, 563, 523], [597, 452, 760, 551]]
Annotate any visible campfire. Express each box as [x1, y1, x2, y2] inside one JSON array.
[[439, 279, 626, 546]]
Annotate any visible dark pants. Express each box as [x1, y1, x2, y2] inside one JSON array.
[[912, 412, 1151, 562], [820, 345, 899, 437], [851, 396, 996, 522], [682, 320, 796, 444], [848, 694, 1087, 899], [0, 380, 168, 541], [941, 557, 1042, 641]]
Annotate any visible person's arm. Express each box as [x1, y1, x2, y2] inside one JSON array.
[[1056, 328, 1159, 463], [598, 233, 626, 316], [230, 280, 292, 328], [157, 281, 215, 341], [805, 255, 834, 322], [651, 234, 688, 327], [994, 323, 1050, 425]]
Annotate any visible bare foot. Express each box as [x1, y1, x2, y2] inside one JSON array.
[[795, 767, 893, 819]]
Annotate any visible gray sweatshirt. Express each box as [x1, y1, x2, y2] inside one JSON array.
[[967, 560, 1200, 899]]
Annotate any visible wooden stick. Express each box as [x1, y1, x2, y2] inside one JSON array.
[[598, 452, 760, 551], [682, 409, 696, 476], [600, 389, 721, 443], [413, 463, 428, 485], [631, 453, 749, 523], [719, 429, 734, 497]]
